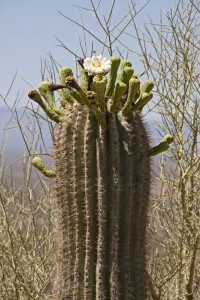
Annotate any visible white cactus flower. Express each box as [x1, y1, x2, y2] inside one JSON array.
[[83, 54, 111, 75]]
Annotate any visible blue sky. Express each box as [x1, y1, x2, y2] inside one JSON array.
[[0, 0, 173, 167], [0, 0, 173, 106]]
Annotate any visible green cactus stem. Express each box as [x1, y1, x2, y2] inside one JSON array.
[[122, 77, 140, 113], [65, 76, 90, 107], [148, 134, 174, 156], [79, 65, 89, 92], [32, 157, 56, 178], [28, 90, 61, 123], [38, 81, 63, 115], [110, 81, 127, 112], [92, 75, 107, 111], [106, 56, 121, 97], [59, 67, 74, 107], [132, 92, 153, 112], [29, 55, 173, 300], [86, 91, 106, 126], [140, 80, 154, 94], [120, 67, 134, 87]]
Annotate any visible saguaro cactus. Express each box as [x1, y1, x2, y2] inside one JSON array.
[[29, 54, 173, 300]]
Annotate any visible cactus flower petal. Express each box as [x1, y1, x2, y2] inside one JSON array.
[[83, 54, 111, 75]]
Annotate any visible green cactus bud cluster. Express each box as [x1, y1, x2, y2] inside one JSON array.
[[29, 55, 173, 300]]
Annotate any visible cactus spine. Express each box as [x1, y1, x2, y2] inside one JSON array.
[[29, 55, 173, 300]]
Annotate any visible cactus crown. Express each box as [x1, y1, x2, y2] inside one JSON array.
[[29, 55, 154, 123], [28, 54, 173, 160]]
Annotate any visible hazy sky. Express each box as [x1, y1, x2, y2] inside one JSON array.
[[0, 0, 173, 166]]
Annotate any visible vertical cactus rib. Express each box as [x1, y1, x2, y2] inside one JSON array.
[[54, 106, 77, 299], [96, 126, 108, 300], [108, 114, 121, 299], [83, 112, 98, 300], [116, 112, 150, 300], [53, 126, 66, 300], [72, 106, 87, 300], [129, 113, 150, 300], [117, 112, 134, 299], [136, 116, 151, 299]]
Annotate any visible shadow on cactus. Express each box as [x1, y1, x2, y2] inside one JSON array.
[[29, 54, 173, 300]]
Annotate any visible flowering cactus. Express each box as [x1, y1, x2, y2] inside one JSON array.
[[29, 54, 173, 300], [83, 54, 112, 75]]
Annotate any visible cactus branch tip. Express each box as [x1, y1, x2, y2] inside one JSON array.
[[32, 157, 56, 178], [28, 89, 42, 103], [148, 134, 174, 156]]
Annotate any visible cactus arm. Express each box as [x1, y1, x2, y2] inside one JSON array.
[[38, 82, 62, 115], [79, 65, 88, 92], [32, 157, 56, 178], [148, 134, 174, 156], [110, 81, 127, 113], [38, 81, 55, 107], [122, 78, 140, 113], [106, 56, 121, 97], [140, 80, 154, 94], [59, 67, 74, 107], [59, 67, 73, 85], [70, 89, 85, 105], [28, 89, 44, 107], [117, 60, 132, 82], [65, 76, 90, 106], [117, 60, 132, 79], [59, 88, 74, 107], [118, 66, 134, 88], [132, 92, 153, 112], [43, 107, 61, 123], [28, 90, 61, 123], [86, 91, 106, 127], [92, 75, 107, 111], [130, 80, 154, 112]]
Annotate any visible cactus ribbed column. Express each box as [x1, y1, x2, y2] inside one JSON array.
[[54, 106, 150, 300], [29, 54, 173, 300]]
